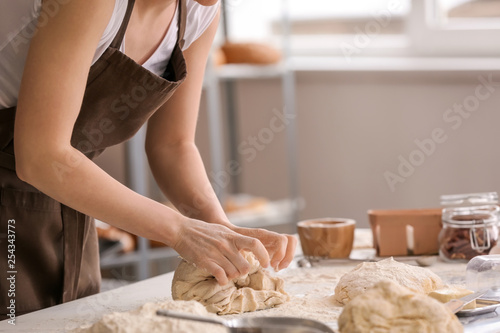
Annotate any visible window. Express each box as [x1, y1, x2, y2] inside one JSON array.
[[221, 0, 500, 57], [409, 0, 500, 56], [439, 0, 500, 21]]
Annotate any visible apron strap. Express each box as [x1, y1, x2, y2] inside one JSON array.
[[0, 151, 15, 171], [110, 0, 136, 49], [111, 0, 187, 50], [0, 107, 17, 171], [178, 0, 187, 50]]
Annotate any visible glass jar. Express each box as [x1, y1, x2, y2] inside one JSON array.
[[439, 193, 500, 262], [466, 255, 500, 297]]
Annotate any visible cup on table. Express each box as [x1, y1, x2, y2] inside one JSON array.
[[297, 218, 356, 258]]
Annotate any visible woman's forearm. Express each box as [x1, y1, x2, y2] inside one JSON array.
[[147, 143, 298, 270], [17, 145, 274, 285], [18, 146, 183, 246], [147, 142, 232, 227]]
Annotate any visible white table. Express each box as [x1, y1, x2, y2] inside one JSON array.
[[0, 273, 175, 333]]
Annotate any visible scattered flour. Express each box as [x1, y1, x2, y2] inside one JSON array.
[[223, 265, 353, 325], [74, 260, 467, 333], [74, 300, 225, 333]]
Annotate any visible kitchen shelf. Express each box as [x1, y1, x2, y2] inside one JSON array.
[[227, 198, 299, 228], [99, 198, 299, 270], [100, 246, 178, 269], [289, 56, 500, 72], [214, 63, 287, 80]]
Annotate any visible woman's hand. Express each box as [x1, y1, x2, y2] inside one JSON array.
[[231, 227, 297, 271], [172, 218, 270, 286]]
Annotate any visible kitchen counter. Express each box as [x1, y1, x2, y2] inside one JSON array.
[[0, 272, 175, 332], [2, 231, 499, 332]]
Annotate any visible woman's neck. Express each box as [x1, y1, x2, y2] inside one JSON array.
[[133, 0, 176, 19]]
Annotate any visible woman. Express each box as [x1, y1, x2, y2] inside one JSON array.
[[0, 0, 296, 319]]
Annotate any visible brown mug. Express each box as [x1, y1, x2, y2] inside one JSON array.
[[297, 218, 356, 258]]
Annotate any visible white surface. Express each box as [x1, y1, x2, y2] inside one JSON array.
[[2, 229, 499, 332], [0, 273, 175, 332]]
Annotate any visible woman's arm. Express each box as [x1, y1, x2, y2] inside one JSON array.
[[14, 0, 269, 285], [15, 0, 183, 244], [146, 10, 297, 271], [145, 11, 225, 226]]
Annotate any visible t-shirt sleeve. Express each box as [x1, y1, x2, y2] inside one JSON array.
[[181, 0, 220, 50], [92, 0, 128, 64]]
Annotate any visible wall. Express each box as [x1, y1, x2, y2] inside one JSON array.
[[212, 70, 500, 228], [96, 70, 500, 229]]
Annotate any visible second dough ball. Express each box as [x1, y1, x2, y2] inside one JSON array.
[[334, 257, 444, 305], [338, 280, 463, 333], [172, 251, 289, 315]]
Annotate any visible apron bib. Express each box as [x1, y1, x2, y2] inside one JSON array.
[[0, 0, 187, 318]]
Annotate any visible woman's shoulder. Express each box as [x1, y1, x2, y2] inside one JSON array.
[[0, 0, 128, 63], [182, 0, 220, 50], [0, 0, 40, 48], [92, 0, 128, 64]]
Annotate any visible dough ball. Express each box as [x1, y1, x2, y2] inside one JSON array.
[[172, 251, 289, 315], [338, 280, 463, 333], [334, 258, 444, 305], [78, 300, 225, 333]]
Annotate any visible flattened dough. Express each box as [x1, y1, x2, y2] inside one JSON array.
[[334, 257, 444, 305], [172, 252, 290, 315], [338, 280, 463, 333], [428, 287, 476, 310]]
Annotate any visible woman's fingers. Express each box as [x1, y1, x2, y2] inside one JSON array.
[[173, 219, 274, 285], [202, 260, 229, 286], [173, 218, 296, 286], [209, 237, 264, 285], [223, 248, 251, 278], [237, 236, 270, 269], [232, 227, 296, 271], [215, 239, 251, 278], [278, 235, 298, 270], [270, 234, 288, 269]]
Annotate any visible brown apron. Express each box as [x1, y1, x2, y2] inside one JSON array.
[[0, 0, 187, 319]]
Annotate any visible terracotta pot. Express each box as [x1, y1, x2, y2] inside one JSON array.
[[368, 208, 442, 256]]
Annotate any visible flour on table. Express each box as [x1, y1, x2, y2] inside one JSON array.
[[223, 265, 353, 326], [74, 300, 225, 333], [74, 258, 468, 333]]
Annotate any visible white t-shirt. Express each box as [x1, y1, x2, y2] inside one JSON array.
[[0, 0, 219, 109]]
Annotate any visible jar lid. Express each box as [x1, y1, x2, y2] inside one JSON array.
[[440, 192, 498, 207], [442, 205, 499, 225]]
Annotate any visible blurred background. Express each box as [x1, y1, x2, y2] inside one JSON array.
[[94, 0, 500, 283]]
